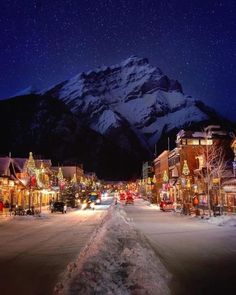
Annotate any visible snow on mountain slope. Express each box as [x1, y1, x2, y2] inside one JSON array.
[[14, 86, 37, 97], [144, 104, 209, 146], [44, 56, 210, 151], [91, 109, 121, 134]]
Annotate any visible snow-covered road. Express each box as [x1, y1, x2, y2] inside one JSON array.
[[2, 197, 235, 295], [124, 199, 236, 294], [0, 202, 111, 295]]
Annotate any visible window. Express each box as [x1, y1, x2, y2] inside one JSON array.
[[168, 155, 180, 167], [187, 139, 200, 145], [200, 139, 213, 145]]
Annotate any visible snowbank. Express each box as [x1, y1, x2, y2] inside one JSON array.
[[54, 205, 171, 295], [205, 214, 236, 227]]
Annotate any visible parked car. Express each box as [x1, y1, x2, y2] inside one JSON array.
[[125, 196, 134, 205], [51, 202, 67, 214], [81, 198, 95, 210], [119, 192, 126, 201], [160, 200, 174, 211], [89, 192, 101, 205]]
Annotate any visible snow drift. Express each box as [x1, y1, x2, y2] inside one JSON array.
[[54, 204, 171, 295]]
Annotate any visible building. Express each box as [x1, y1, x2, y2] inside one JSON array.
[[0, 153, 57, 211], [153, 125, 235, 214], [153, 151, 169, 203]]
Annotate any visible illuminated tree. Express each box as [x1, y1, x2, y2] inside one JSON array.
[[197, 137, 228, 216]]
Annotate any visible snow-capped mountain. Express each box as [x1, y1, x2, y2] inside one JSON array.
[[0, 94, 143, 180], [14, 85, 38, 97], [1, 56, 233, 179], [44, 56, 210, 152]]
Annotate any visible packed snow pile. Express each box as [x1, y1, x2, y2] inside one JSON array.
[[54, 205, 171, 295], [206, 214, 236, 227]]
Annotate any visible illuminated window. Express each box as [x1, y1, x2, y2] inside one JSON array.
[[200, 139, 213, 145], [187, 139, 200, 145]]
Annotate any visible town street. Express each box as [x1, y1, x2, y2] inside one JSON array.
[[124, 199, 236, 295], [0, 199, 112, 295]]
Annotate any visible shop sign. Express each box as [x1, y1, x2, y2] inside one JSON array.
[[223, 185, 236, 192], [213, 178, 220, 184]]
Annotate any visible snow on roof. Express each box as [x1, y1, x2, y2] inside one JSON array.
[[0, 157, 24, 176], [13, 158, 28, 170], [0, 157, 12, 175]]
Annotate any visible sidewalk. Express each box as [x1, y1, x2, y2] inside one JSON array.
[[0, 212, 13, 223], [0, 206, 51, 223]]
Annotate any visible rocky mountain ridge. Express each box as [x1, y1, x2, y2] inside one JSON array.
[[1, 56, 234, 179], [44, 56, 211, 152]]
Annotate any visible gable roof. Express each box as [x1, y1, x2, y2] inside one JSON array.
[[0, 157, 12, 176], [0, 157, 22, 176]]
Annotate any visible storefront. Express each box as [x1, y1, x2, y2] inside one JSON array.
[[222, 181, 236, 213], [0, 177, 16, 204]]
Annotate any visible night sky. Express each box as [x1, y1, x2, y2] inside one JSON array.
[[0, 0, 236, 120]]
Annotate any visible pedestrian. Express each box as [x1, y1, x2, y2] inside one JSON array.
[[193, 196, 199, 207], [0, 199, 3, 215], [4, 200, 10, 217], [182, 203, 187, 215]]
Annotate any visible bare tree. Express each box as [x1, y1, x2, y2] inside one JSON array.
[[197, 136, 227, 217]]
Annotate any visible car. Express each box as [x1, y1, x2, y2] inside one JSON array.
[[125, 196, 134, 205], [160, 200, 174, 211], [119, 192, 126, 201], [51, 202, 67, 214], [89, 192, 101, 205], [81, 198, 95, 210]]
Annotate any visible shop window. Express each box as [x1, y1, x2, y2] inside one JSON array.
[[228, 195, 236, 206]]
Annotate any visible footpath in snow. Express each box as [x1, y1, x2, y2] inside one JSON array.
[[54, 204, 171, 295]]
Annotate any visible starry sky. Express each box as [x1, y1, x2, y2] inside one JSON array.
[[0, 0, 236, 120]]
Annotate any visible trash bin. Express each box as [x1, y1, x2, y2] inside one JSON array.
[[213, 205, 221, 216]]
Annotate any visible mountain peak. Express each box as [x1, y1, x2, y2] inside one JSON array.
[[3, 56, 232, 179], [121, 55, 149, 67]]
